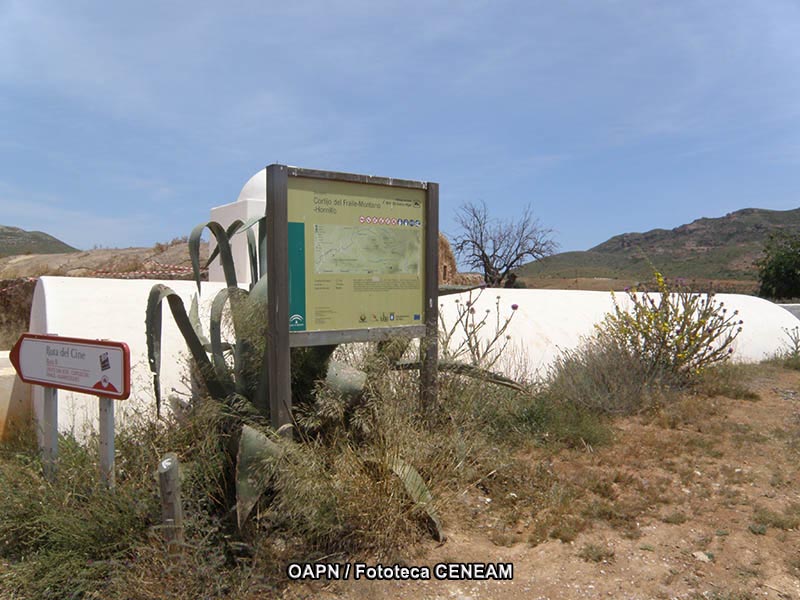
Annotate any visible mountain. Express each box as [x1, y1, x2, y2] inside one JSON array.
[[519, 207, 800, 283], [0, 225, 78, 257]]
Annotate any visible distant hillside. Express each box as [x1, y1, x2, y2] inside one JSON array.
[[519, 207, 800, 283], [0, 225, 78, 257]]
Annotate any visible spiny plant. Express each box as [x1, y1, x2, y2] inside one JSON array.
[[598, 270, 743, 380], [438, 287, 519, 370], [145, 217, 522, 535]]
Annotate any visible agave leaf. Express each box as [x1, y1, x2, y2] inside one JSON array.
[[206, 216, 264, 286], [325, 361, 367, 398], [258, 216, 267, 280], [190, 221, 238, 294], [209, 287, 245, 391], [246, 227, 258, 291], [188, 294, 210, 347], [236, 424, 282, 529], [243, 274, 270, 417], [204, 219, 245, 270], [393, 359, 527, 393], [388, 457, 445, 542], [146, 284, 228, 416], [246, 274, 269, 312]]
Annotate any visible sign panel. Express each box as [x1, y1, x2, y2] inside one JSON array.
[[286, 176, 426, 333], [10, 333, 130, 400]]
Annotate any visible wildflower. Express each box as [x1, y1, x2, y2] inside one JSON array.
[[511, 304, 519, 311]]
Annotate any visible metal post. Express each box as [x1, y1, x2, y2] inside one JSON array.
[[420, 182, 440, 411], [98, 396, 115, 489], [158, 453, 184, 556], [42, 386, 58, 481]]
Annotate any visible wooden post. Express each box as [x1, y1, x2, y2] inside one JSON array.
[[42, 386, 58, 481], [420, 182, 439, 411], [98, 396, 115, 489], [158, 453, 184, 556], [265, 164, 293, 432]]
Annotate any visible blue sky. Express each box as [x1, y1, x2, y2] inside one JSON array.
[[2, 1, 799, 253]]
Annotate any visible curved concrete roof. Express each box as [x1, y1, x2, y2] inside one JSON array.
[[237, 169, 266, 203], [24, 278, 799, 438], [439, 289, 799, 380]]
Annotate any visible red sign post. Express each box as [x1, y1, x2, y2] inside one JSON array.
[[10, 333, 131, 486]]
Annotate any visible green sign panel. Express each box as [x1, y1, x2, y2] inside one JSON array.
[[287, 176, 426, 333]]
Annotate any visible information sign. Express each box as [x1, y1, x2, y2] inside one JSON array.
[[10, 333, 130, 400], [287, 176, 426, 333], [263, 165, 439, 430]]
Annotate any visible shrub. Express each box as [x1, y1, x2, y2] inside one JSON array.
[[546, 334, 678, 415], [757, 231, 800, 300], [598, 271, 742, 381], [775, 325, 800, 371]]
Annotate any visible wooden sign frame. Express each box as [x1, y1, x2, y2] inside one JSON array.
[[262, 164, 439, 429]]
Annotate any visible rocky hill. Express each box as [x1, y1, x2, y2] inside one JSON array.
[[0, 225, 78, 257], [519, 207, 800, 283]]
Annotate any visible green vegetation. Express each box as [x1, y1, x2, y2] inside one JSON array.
[[519, 207, 800, 283], [599, 272, 742, 380], [0, 277, 37, 348], [0, 219, 750, 598], [544, 271, 742, 417], [767, 326, 800, 371], [757, 231, 800, 300], [0, 224, 78, 257], [577, 542, 615, 563]]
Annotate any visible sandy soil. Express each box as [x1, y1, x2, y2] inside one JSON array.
[[285, 367, 800, 600]]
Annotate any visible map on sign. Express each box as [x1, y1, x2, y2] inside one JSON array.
[[313, 224, 421, 275], [287, 176, 426, 333]]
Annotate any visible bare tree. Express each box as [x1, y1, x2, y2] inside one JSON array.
[[452, 200, 557, 287]]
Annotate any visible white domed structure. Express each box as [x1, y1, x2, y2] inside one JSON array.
[[236, 168, 267, 203], [209, 170, 267, 285]]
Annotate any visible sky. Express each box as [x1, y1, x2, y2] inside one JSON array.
[[1, 0, 800, 253]]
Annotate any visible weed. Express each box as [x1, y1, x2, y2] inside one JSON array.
[[752, 503, 800, 530], [546, 335, 678, 415], [693, 363, 760, 400], [577, 542, 615, 563], [661, 510, 688, 525], [689, 591, 757, 600], [438, 288, 518, 369], [599, 269, 742, 381]]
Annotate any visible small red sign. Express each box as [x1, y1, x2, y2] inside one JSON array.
[[10, 333, 131, 400]]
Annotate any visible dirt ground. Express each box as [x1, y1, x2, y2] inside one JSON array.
[[286, 366, 800, 600]]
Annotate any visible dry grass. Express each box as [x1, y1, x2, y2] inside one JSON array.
[[0, 313, 764, 597]]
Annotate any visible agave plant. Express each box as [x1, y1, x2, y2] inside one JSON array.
[[146, 217, 450, 536], [145, 216, 528, 536]]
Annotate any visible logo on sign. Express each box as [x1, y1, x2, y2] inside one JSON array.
[[289, 314, 305, 325]]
